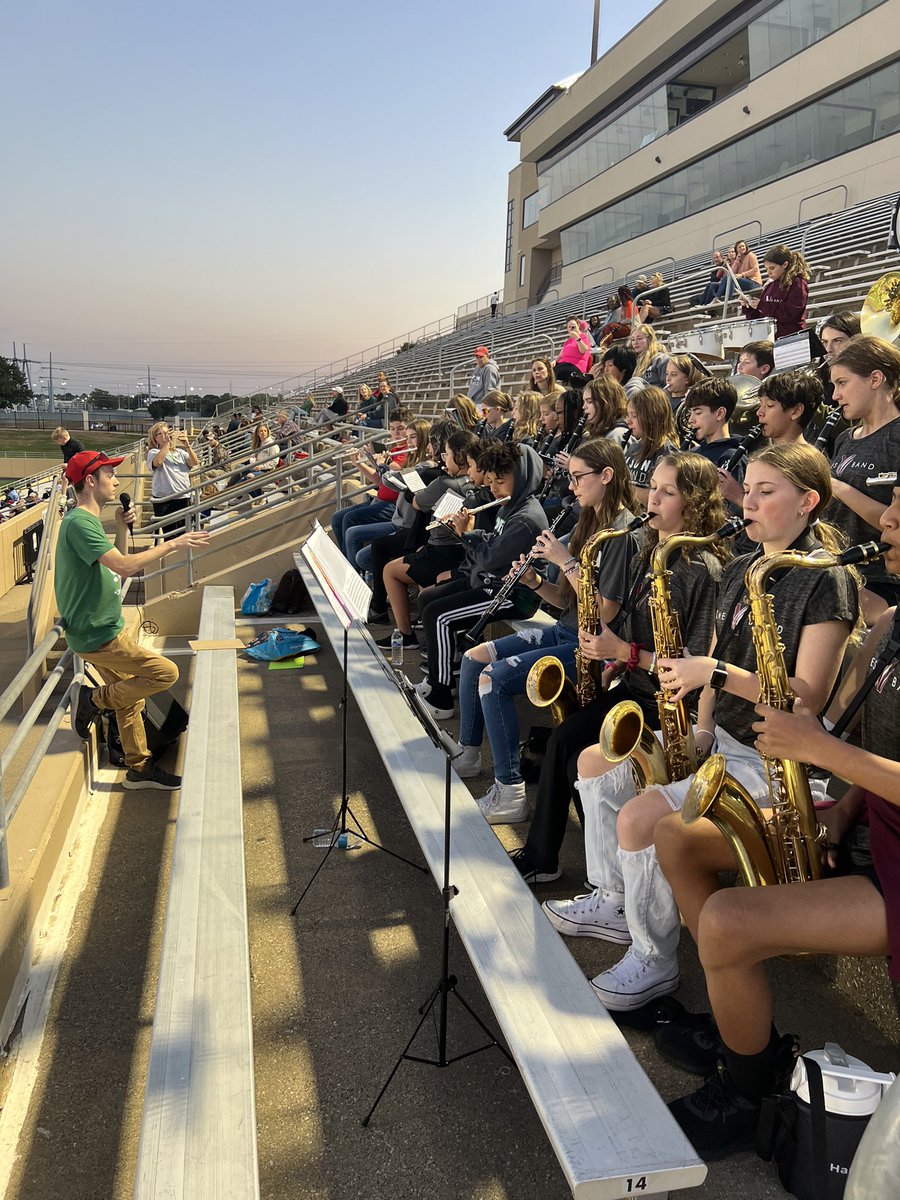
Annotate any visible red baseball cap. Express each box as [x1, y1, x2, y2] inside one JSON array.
[[64, 450, 126, 484], [474, 346, 490, 357]]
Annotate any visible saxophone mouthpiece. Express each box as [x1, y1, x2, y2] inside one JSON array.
[[716, 516, 752, 538], [838, 540, 889, 566], [629, 513, 652, 531]]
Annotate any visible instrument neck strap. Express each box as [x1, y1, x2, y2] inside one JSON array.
[[832, 603, 900, 740]]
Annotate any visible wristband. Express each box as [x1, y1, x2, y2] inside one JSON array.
[[648, 650, 658, 675], [709, 660, 728, 690], [625, 642, 641, 672], [696, 729, 715, 740]]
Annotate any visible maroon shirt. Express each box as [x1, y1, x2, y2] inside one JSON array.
[[743, 275, 808, 339]]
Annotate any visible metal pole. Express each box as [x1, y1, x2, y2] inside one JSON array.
[[591, 0, 600, 65]]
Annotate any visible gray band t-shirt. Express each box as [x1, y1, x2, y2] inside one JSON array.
[[829, 418, 900, 587]]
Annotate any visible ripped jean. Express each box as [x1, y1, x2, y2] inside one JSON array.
[[458, 622, 578, 785]]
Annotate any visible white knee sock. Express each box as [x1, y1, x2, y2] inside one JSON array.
[[617, 844, 680, 964], [578, 762, 635, 895]]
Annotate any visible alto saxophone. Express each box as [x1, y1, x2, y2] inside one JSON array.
[[599, 517, 748, 790], [525, 514, 648, 723], [681, 539, 886, 886]]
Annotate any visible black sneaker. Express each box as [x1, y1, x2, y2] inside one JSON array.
[[656, 1012, 724, 1076], [367, 609, 390, 624], [668, 1065, 762, 1160], [73, 685, 102, 740], [374, 631, 418, 648], [123, 762, 182, 790], [509, 846, 562, 885]]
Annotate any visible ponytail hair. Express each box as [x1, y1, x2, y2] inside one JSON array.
[[764, 244, 811, 291], [567, 438, 637, 558], [749, 442, 844, 554]]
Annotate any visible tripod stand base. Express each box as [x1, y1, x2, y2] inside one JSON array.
[[361, 975, 511, 1127]]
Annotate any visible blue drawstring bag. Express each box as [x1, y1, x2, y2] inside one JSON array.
[[240, 578, 276, 615], [245, 627, 320, 662]]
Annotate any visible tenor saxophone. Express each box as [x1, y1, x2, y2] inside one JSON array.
[[681, 539, 886, 886], [525, 514, 648, 723], [599, 517, 748, 790]]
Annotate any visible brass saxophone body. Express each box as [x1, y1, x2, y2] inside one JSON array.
[[599, 518, 746, 790], [525, 514, 648, 723], [681, 541, 884, 886]]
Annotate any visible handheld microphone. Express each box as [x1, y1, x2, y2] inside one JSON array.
[[120, 491, 132, 512]]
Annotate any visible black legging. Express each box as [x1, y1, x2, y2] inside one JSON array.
[[522, 682, 660, 872], [369, 530, 410, 611], [152, 496, 190, 541], [419, 578, 521, 689]]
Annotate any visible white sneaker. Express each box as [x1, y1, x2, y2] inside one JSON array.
[[420, 695, 454, 720], [589, 947, 680, 1011], [541, 889, 632, 943], [476, 780, 528, 824], [452, 744, 482, 778], [413, 679, 431, 697]]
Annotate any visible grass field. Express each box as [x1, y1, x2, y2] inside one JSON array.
[[0, 429, 134, 457]]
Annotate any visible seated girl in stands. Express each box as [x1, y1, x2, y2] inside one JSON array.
[[630, 323, 670, 390], [529, 357, 564, 399], [373, 430, 480, 640], [664, 354, 707, 415], [452, 439, 641, 823], [554, 317, 594, 384], [714, 238, 762, 303], [595, 344, 642, 397], [482, 390, 514, 440], [827, 334, 900, 625], [510, 390, 542, 445], [598, 286, 635, 344], [447, 393, 481, 431], [536, 397, 563, 459], [542, 445, 858, 1023], [656, 478, 900, 1161], [331, 410, 413, 563], [623, 386, 679, 505], [741, 245, 810, 339], [510, 453, 727, 882], [414, 442, 546, 718], [555, 379, 629, 481], [541, 387, 586, 519]]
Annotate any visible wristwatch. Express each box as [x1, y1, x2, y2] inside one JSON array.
[[708, 660, 728, 690]]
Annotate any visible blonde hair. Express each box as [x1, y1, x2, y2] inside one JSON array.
[[749, 443, 843, 554], [448, 393, 480, 429], [147, 421, 170, 449], [512, 391, 542, 441], [631, 323, 665, 375], [51, 427, 69, 442], [407, 418, 432, 465]]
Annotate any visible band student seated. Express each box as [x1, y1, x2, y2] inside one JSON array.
[[451, 439, 642, 825], [827, 335, 900, 625], [684, 377, 744, 470], [329, 408, 411, 562], [55, 451, 209, 791], [656, 481, 900, 1161], [741, 245, 811, 339], [542, 445, 858, 1017], [623, 386, 679, 506], [630, 323, 670, 390], [596, 344, 642, 397], [508, 453, 725, 883], [734, 339, 774, 381], [414, 442, 546, 720]]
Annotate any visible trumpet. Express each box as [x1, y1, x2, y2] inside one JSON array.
[[425, 495, 509, 532]]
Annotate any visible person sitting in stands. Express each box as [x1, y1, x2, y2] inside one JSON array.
[[597, 287, 636, 344], [817, 311, 862, 412], [52, 426, 84, 463], [637, 272, 673, 323], [446, 393, 481, 430], [273, 410, 301, 454], [315, 388, 350, 428], [741, 245, 811, 339], [734, 339, 774, 380], [685, 378, 745, 470], [528, 357, 564, 400], [713, 239, 762, 303], [415, 442, 546, 719], [664, 354, 706, 414], [596, 345, 642, 397], [623, 386, 678, 505], [690, 251, 726, 307], [555, 317, 594, 384], [630, 324, 670, 391], [329, 410, 411, 560], [657, 485, 900, 1160], [482, 390, 514, 439], [510, 391, 542, 445]]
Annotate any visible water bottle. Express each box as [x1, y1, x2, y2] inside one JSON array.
[[390, 628, 404, 667]]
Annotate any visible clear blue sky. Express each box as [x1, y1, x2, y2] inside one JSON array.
[[1, 1, 659, 396]]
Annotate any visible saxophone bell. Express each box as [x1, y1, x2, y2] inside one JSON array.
[[598, 698, 669, 791], [681, 754, 781, 886], [524, 655, 579, 725]]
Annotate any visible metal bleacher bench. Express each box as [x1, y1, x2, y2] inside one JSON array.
[[134, 586, 259, 1200], [296, 554, 706, 1200]]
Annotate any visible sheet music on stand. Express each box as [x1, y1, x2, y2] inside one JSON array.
[[431, 491, 464, 521], [772, 329, 826, 373], [301, 522, 372, 629], [383, 467, 428, 493]]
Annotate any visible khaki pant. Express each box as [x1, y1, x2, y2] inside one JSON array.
[[81, 631, 179, 770]]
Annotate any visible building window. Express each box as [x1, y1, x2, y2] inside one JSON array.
[[519, 254, 526, 288], [504, 200, 514, 273], [523, 191, 542, 228]]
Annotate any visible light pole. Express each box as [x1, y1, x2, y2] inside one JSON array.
[[591, 0, 601, 65]]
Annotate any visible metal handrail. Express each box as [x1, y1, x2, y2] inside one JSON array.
[[711, 219, 763, 257], [580, 267, 615, 314], [800, 188, 853, 254], [26, 486, 66, 652], [625, 257, 675, 286], [798, 184, 849, 231]]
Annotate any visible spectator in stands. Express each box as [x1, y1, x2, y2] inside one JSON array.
[[735, 339, 775, 380], [250, 404, 263, 423], [623, 386, 678, 504], [713, 239, 762, 302], [637, 272, 673, 323], [355, 384, 377, 422], [225, 411, 243, 435], [51, 427, 84, 464], [315, 387, 349, 429], [229, 423, 279, 499], [446, 393, 481, 430], [415, 442, 546, 718], [452, 439, 641, 823], [529, 357, 564, 399], [330, 412, 411, 559], [555, 317, 594, 383], [587, 315, 605, 345], [25, 489, 39, 507], [510, 391, 542, 445], [685, 378, 745, 470], [468, 346, 501, 406], [57, 450, 208, 791], [274, 410, 301, 453], [596, 345, 641, 397], [482, 390, 514, 439], [742, 245, 811, 339], [828, 335, 900, 623], [657, 513, 899, 1158], [146, 422, 200, 540], [630, 324, 670, 390], [598, 288, 635, 344], [690, 251, 726, 307], [5, 487, 20, 508], [664, 354, 707, 413]]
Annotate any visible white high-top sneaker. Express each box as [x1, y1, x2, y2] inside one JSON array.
[[476, 780, 527, 824], [452, 744, 483, 778]]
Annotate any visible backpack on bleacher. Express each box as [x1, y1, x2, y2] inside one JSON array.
[[268, 568, 309, 615]]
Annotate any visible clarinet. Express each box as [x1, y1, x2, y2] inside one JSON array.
[[538, 414, 587, 500], [679, 431, 699, 451], [473, 417, 488, 438], [813, 406, 842, 454], [464, 509, 569, 646], [722, 422, 764, 474]]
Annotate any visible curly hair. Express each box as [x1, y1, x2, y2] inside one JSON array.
[[764, 244, 811, 291], [653, 453, 730, 562], [566, 438, 637, 559], [476, 439, 520, 476], [512, 391, 542, 441]]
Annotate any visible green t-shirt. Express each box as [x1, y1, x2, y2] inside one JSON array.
[[54, 507, 125, 652]]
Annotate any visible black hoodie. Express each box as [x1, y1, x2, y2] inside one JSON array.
[[462, 444, 546, 587]]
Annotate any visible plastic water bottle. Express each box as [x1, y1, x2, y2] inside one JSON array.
[[390, 628, 404, 667]]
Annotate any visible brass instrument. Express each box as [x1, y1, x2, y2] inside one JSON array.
[[860, 273, 900, 342], [525, 515, 648, 724], [599, 517, 748, 791], [681, 539, 888, 886]]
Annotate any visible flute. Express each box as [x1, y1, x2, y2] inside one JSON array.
[[425, 495, 509, 531]]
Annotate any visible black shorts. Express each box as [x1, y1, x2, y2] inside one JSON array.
[[404, 543, 464, 587], [828, 826, 883, 894], [861, 579, 899, 604]]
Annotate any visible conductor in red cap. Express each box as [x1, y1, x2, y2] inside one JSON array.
[[468, 346, 500, 407], [54, 451, 209, 790]]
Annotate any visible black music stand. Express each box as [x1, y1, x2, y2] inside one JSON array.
[[291, 542, 426, 915], [359, 653, 511, 1127]]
